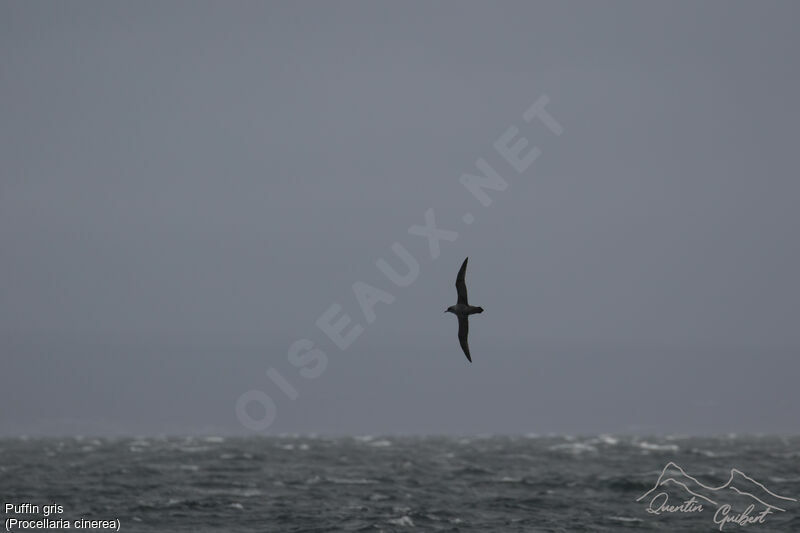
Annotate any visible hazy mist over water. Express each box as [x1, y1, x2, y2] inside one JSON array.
[[2, 2, 800, 438]]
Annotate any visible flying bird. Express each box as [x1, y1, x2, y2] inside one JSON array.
[[445, 257, 483, 362]]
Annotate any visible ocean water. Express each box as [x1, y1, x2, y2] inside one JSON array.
[[2, 435, 800, 532]]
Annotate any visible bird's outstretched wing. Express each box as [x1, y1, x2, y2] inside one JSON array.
[[455, 257, 469, 305], [457, 315, 472, 362]]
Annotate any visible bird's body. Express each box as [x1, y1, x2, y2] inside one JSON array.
[[445, 257, 483, 362], [448, 303, 483, 315]]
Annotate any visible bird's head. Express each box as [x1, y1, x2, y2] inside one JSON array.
[[444, 306, 455, 314]]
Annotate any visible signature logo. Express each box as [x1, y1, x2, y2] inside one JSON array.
[[637, 462, 797, 531]]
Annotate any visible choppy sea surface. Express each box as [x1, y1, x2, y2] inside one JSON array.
[[2, 435, 800, 532]]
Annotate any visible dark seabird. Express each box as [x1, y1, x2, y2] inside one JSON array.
[[445, 257, 483, 362]]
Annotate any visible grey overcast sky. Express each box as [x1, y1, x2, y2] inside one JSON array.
[[2, 1, 799, 437]]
